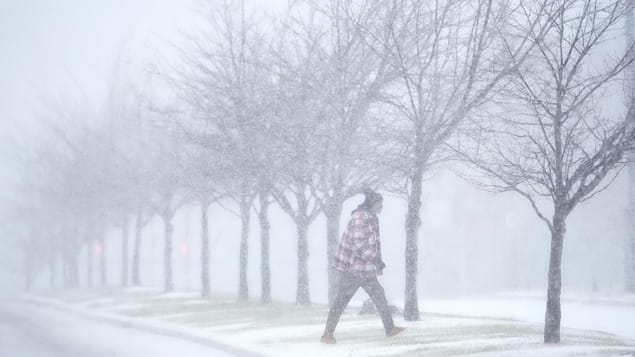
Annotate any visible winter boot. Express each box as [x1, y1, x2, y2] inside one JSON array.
[[386, 326, 406, 338], [320, 334, 337, 344]]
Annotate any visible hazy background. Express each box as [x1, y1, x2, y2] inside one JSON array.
[[0, 0, 628, 303]]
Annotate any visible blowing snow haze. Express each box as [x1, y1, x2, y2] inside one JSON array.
[[0, 0, 196, 295], [1, 0, 635, 356]]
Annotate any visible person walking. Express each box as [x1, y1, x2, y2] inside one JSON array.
[[321, 189, 405, 344]]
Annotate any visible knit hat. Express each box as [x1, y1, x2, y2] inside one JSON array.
[[353, 188, 383, 214], [363, 188, 383, 205]]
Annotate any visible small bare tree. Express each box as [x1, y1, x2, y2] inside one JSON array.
[[455, 0, 635, 343]]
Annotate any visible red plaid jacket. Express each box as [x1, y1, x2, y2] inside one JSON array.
[[333, 209, 383, 277]]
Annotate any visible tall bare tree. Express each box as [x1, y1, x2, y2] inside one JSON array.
[[141, 112, 189, 292], [170, 0, 275, 301], [267, 15, 328, 305], [376, 0, 554, 320], [455, 0, 635, 343], [288, 0, 400, 305]]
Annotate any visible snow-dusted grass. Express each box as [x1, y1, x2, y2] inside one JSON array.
[[418, 291, 635, 341], [26, 289, 635, 357]]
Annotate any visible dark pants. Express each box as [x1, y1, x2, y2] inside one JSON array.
[[324, 272, 394, 335]]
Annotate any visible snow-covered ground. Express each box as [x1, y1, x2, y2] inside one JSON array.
[[9, 289, 635, 357], [0, 300, 251, 357], [418, 291, 635, 341]]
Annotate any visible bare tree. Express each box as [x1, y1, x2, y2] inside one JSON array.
[[624, 0, 635, 293], [12, 104, 113, 289], [267, 16, 327, 305], [376, 0, 554, 320], [131, 204, 152, 286], [170, 0, 280, 301], [455, 0, 635, 343], [286, 0, 400, 305], [136, 106, 191, 293], [1, 200, 49, 291], [125, 88, 157, 288], [178, 136, 231, 298], [4, 57, 157, 292]]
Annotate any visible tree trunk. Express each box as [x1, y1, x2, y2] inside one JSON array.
[[626, 164, 635, 292], [258, 190, 271, 303], [24, 264, 33, 292], [544, 208, 567, 343], [132, 206, 143, 286], [23, 243, 33, 292], [99, 236, 107, 286], [86, 241, 93, 287], [325, 197, 343, 306], [201, 200, 211, 298], [625, 0, 635, 294], [163, 215, 174, 292], [627, 207, 635, 292], [238, 199, 250, 301], [404, 173, 422, 321], [65, 229, 80, 288], [61, 233, 71, 288], [62, 238, 69, 287], [121, 218, 130, 287], [296, 217, 311, 305], [69, 252, 79, 287], [24, 266, 33, 292], [62, 252, 69, 288], [49, 240, 56, 289]]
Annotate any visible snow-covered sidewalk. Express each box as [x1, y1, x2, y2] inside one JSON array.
[[12, 289, 635, 357]]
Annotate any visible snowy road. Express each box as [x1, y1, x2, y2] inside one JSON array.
[[0, 306, 85, 357], [0, 303, 121, 357], [0, 301, 248, 357]]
